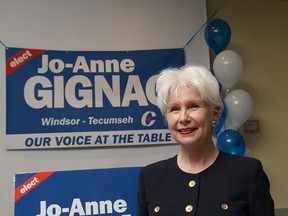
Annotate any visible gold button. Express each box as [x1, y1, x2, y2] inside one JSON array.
[[154, 206, 160, 212], [221, 203, 229, 210], [188, 180, 196, 187], [185, 204, 193, 212]]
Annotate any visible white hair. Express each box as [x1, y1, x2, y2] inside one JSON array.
[[156, 64, 223, 115]]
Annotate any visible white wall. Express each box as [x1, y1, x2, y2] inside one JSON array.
[[0, 0, 209, 215]]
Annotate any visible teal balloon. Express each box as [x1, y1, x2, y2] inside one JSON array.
[[216, 129, 245, 156], [204, 19, 231, 54]]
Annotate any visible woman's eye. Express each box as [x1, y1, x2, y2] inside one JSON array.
[[169, 107, 179, 112], [189, 103, 199, 110]]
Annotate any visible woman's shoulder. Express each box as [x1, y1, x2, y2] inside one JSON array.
[[141, 155, 177, 175], [220, 151, 259, 162], [218, 151, 263, 170]]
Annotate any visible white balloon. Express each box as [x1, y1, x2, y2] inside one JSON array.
[[223, 116, 235, 130], [224, 89, 253, 128], [213, 50, 243, 89]]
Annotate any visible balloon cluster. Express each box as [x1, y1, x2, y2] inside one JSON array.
[[204, 19, 253, 157]]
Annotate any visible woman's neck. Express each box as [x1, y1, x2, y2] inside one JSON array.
[[177, 143, 219, 174]]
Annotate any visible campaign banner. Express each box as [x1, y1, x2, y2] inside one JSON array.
[[6, 48, 184, 149], [14, 167, 142, 216]]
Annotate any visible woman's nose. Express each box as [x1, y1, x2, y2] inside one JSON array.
[[179, 109, 190, 123]]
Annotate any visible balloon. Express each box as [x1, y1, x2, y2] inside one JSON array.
[[213, 50, 243, 89], [222, 115, 235, 130], [225, 89, 253, 128], [216, 129, 246, 156], [204, 18, 231, 54], [216, 116, 235, 141]]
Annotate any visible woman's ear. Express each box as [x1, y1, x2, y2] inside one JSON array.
[[212, 106, 221, 122]]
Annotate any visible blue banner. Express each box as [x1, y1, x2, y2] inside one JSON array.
[[14, 167, 142, 216], [6, 48, 184, 149]]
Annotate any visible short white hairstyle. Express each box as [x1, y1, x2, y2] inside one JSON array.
[[156, 64, 223, 115]]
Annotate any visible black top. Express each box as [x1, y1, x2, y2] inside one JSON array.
[[137, 151, 274, 216]]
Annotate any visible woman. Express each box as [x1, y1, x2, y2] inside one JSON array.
[[137, 64, 274, 216]]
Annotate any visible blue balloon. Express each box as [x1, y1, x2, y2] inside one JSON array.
[[204, 18, 231, 54], [216, 129, 246, 156]]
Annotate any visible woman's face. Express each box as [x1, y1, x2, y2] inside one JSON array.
[[165, 87, 214, 147]]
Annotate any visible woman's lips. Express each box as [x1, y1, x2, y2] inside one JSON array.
[[178, 127, 197, 134]]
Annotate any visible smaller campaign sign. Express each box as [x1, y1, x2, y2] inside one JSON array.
[[14, 167, 142, 216]]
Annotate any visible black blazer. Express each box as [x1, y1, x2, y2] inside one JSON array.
[[137, 151, 274, 216]]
